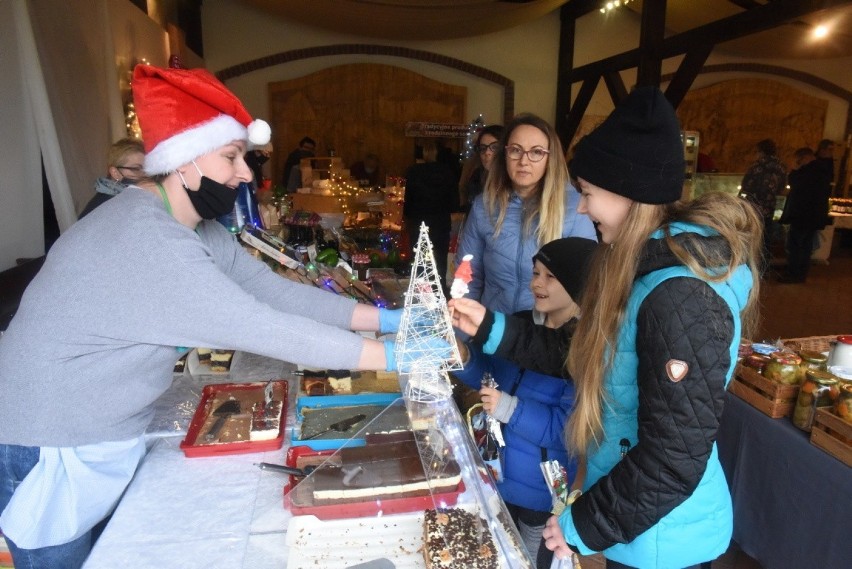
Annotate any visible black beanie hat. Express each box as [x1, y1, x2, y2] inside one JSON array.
[[533, 237, 599, 302], [570, 86, 685, 205]]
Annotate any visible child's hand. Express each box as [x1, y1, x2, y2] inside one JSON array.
[[479, 385, 502, 414], [542, 515, 573, 559], [449, 298, 486, 335]]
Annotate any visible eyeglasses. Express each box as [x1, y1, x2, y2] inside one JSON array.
[[505, 145, 549, 162], [477, 142, 500, 154], [117, 165, 144, 173]]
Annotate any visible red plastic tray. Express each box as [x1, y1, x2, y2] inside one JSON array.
[[282, 444, 464, 519], [180, 380, 288, 457]]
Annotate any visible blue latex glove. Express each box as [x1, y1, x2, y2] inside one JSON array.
[[378, 308, 403, 334], [383, 338, 453, 373]]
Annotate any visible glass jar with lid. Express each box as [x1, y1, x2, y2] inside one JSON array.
[[799, 350, 828, 375], [764, 352, 803, 385], [743, 353, 771, 374], [792, 370, 839, 431], [835, 383, 852, 424]]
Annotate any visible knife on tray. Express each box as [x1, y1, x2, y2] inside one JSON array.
[[301, 413, 367, 440]]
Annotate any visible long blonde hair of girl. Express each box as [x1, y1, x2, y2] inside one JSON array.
[[566, 191, 763, 455], [482, 113, 566, 245]]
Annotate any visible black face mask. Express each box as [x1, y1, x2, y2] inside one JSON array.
[[183, 176, 238, 219], [119, 178, 136, 186]]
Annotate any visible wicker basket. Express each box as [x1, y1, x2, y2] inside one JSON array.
[[781, 335, 837, 354]]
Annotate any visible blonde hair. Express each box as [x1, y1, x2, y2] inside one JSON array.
[[482, 113, 566, 245], [107, 137, 145, 169], [566, 191, 762, 455]]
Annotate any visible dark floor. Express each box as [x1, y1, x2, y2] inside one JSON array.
[[578, 235, 852, 569], [758, 236, 852, 340]]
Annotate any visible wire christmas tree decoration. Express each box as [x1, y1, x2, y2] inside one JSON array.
[[396, 222, 462, 401]]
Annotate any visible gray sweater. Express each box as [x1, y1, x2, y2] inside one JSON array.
[[0, 188, 364, 447]]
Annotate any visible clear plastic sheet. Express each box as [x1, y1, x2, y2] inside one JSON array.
[[285, 370, 535, 568]]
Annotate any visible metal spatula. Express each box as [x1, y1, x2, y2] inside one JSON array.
[[301, 413, 366, 440], [204, 400, 240, 442]]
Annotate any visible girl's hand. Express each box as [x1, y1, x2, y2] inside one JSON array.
[[479, 385, 502, 414], [542, 515, 573, 559], [448, 298, 486, 336]]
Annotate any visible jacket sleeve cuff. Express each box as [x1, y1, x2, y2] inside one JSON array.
[[491, 392, 517, 423], [472, 309, 495, 346], [481, 312, 505, 355], [558, 506, 595, 557]]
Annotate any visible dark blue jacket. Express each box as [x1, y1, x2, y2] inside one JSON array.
[[453, 314, 577, 513]]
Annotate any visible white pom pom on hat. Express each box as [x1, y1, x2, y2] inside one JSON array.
[[132, 63, 272, 175]]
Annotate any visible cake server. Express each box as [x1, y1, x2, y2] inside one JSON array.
[[255, 462, 316, 477], [203, 399, 240, 442], [301, 413, 367, 440]]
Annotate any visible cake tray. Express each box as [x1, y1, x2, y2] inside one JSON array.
[[179, 380, 288, 458], [291, 393, 403, 451], [285, 512, 426, 568], [282, 445, 464, 520]]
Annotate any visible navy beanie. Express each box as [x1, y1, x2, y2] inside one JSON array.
[[533, 237, 599, 302], [570, 86, 685, 205]]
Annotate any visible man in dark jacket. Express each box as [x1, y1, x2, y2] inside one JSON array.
[[740, 138, 787, 276], [779, 147, 833, 283], [404, 142, 459, 290]]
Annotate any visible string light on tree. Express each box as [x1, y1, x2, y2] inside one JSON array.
[[463, 114, 484, 159]]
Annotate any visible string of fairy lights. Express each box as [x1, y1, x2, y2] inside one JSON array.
[[600, 0, 633, 14], [124, 57, 150, 139]]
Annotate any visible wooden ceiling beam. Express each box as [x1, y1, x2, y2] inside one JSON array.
[[637, 0, 667, 87], [565, 0, 852, 83], [664, 44, 714, 107], [602, 71, 628, 105], [562, 77, 600, 150]]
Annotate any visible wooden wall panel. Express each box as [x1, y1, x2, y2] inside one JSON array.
[[676, 78, 827, 173], [268, 63, 466, 187]]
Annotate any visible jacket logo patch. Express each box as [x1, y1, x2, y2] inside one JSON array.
[[666, 359, 689, 382]]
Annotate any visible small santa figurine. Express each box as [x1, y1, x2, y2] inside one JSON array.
[[450, 254, 474, 299]]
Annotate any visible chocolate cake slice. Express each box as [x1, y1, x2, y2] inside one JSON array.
[[423, 508, 498, 569]]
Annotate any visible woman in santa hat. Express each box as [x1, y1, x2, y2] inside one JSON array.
[[0, 63, 410, 567]]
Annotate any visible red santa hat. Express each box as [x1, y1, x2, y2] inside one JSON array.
[[132, 63, 271, 175]]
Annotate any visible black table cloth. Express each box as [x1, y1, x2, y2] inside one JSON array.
[[717, 394, 851, 569]]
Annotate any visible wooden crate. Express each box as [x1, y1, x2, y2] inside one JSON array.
[[729, 364, 800, 418], [810, 408, 852, 467]]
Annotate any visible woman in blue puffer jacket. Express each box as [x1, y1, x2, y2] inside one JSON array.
[[454, 113, 596, 314]]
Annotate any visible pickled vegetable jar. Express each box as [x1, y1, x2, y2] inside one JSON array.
[[792, 370, 839, 431], [743, 353, 770, 374], [799, 350, 828, 375], [764, 352, 803, 385], [835, 383, 852, 424]]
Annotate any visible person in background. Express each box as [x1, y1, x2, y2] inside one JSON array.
[[245, 142, 273, 187], [815, 138, 836, 194], [740, 138, 787, 275], [404, 141, 459, 289], [454, 113, 596, 314], [524, 86, 762, 569], [452, 237, 596, 568], [283, 136, 316, 192], [78, 138, 146, 218], [0, 64, 410, 569], [778, 147, 832, 283], [696, 151, 717, 173], [349, 152, 382, 187], [461, 124, 505, 211]]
